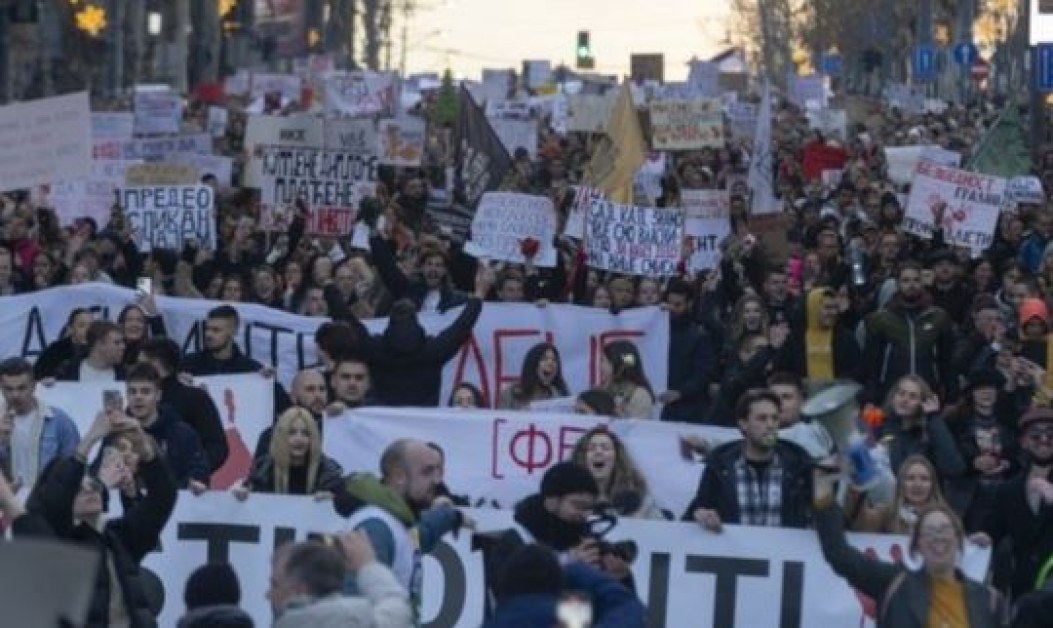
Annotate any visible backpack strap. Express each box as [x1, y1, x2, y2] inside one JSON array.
[[880, 571, 909, 620]]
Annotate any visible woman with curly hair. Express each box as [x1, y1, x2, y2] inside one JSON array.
[[498, 342, 570, 409], [570, 426, 663, 519], [235, 407, 343, 499], [600, 340, 655, 419]]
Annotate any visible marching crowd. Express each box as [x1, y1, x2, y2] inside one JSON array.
[[0, 82, 1052, 628]]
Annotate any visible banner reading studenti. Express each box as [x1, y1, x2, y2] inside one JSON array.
[[141, 493, 992, 628], [1, 284, 669, 403]]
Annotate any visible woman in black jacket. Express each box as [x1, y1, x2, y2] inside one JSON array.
[[234, 407, 343, 499], [814, 468, 1005, 627], [33, 307, 93, 380]]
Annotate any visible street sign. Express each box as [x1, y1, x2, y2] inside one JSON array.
[[820, 53, 842, 77], [1036, 44, 1053, 92], [953, 42, 978, 66], [913, 45, 936, 82]]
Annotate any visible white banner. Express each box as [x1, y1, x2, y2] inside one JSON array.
[[682, 189, 729, 271], [3, 284, 670, 402], [116, 134, 213, 162], [117, 185, 216, 251], [586, 200, 685, 277], [0, 91, 92, 191], [649, 100, 723, 150], [139, 493, 992, 628], [492, 119, 538, 159], [902, 161, 1006, 251], [378, 117, 425, 167], [35, 374, 272, 488], [133, 89, 183, 136], [320, 71, 399, 118], [464, 192, 558, 267]]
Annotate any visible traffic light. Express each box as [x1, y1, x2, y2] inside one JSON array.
[[576, 30, 594, 70]]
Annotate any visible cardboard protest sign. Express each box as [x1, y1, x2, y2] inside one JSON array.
[[207, 106, 229, 138], [492, 118, 538, 159], [117, 134, 213, 162], [586, 199, 684, 277], [1007, 176, 1045, 205], [324, 118, 378, 154], [648, 99, 723, 150], [125, 163, 199, 186], [564, 186, 603, 239], [244, 114, 324, 153], [252, 146, 378, 235], [0, 91, 92, 192], [320, 71, 398, 118], [567, 94, 616, 133], [118, 185, 216, 252], [682, 189, 730, 271], [51, 159, 140, 227], [902, 161, 1006, 252], [133, 88, 182, 135], [377, 117, 425, 167], [249, 73, 302, 100], [464, 192, 558, 267]]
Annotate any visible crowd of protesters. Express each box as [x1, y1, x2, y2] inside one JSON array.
[[0, 77, 1052, 627]]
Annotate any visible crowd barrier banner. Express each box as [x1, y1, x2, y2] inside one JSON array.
[[35, 374, 272, 488], [2, 284, 669, 405], [142, 493, 992, 628], [324, 407, 736, 517]]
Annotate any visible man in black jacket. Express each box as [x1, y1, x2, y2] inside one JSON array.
[[29, 408, 176, 628], [659, 279, 715, 422], [685, 389, 813, 530], [138, 337, 227, 472], [369, 233, 468, 314]]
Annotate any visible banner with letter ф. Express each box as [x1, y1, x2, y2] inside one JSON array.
[[139, 492, 992, 628], [0, 284, 669, 405]]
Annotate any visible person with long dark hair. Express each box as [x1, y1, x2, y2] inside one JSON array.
[[497, 342, 570, 409], [118, 295, 167, 368], [600, 340, 655, 419], [33, 308, 93, 380]]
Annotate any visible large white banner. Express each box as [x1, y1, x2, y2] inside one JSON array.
[[0, 91, 92, 191], [139, 493, 992, 628], [1, 285, 669, 402], [902, 161, 1006, 252], [35, 374, 272, 488]]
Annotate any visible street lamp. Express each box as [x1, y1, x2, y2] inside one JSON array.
[[147, 11, 162, 37]]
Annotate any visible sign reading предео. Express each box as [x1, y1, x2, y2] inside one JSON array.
[[118, 185, 216, 252], [586, 199, 684, 277]]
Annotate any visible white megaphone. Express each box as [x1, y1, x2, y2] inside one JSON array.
[[800, 382, 880, 489]]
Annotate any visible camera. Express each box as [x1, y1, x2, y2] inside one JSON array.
[[587, 506, 638, 564]]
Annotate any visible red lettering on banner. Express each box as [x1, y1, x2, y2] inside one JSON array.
[[559, 425, 594, 460], [452, 333, 491, 406], [493, 419, 584, 479], [492, 329, 554, 407], [509, 423, 553, 474], [588, 330, 646, 388]]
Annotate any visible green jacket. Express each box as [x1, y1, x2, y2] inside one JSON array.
[[862, 294, 955, 402]]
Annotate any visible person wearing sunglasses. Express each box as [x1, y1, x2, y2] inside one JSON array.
[[983, 406, 1053, 604]]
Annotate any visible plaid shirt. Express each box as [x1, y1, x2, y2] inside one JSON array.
[[734, 455, 784, 527]]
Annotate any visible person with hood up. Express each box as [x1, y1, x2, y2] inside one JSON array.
[[1017, 297, 1053, 396], [357, 266, 489, 407], [776, 286, 861, 385]]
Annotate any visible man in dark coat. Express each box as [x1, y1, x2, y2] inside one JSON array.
[[659, 279, 716, 422]]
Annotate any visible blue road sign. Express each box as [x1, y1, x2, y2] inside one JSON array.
[[913, 45, 936, 82], [820, 53, 842, 77], [1037, 44, 1053, 92], [953, 42, 978, 66]]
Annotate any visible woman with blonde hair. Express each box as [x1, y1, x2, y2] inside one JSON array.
[[235, 408, 343, 499], [570, 426, 663, 519]]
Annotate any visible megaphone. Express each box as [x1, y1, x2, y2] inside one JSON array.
[[801, 382, 878, 488]]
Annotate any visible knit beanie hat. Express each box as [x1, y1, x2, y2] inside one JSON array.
[[540, 462, 598, 499], [493, 543, 565, 600]]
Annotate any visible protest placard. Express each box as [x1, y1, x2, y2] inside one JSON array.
[[902, 161, 1006, 251], [1007, 175, 1045, 205], [687, 60, 721, 97], [91, 112, 135, 141], [243, 114, 324, 152], [324, 118, 378, 155], [563, 186, 603, 239], [377, 117, 425, 167], [633, 152, 666, 205], [681, 189, 730, 270], [789, 74, 827, 108], [726, 102, 757, 142], [124, 163, 199, 186], [133, 88, 183, 135], [567, 94, 616, 133], [320, 71, 398, 118], [170, 153, 233, 187], [648, 99, 723, 150], [117, 134, 213, 162], [252, 146, 378, 234], [801, 142, 847, 182], [464, 192, 558, 267], [249, 73, 303, 100], [523, 60, 552, 88], [118, 185, 216, 252], [0, 91, 92, 191], [492, 118, 538, 159], [884, 145, 945, 186], [224, 69, 251, 96], [586, 200, 684, 277], [807, 108, 847, 139], [207, 106, 228, 138], [51, 159, 139, 227], [921, 146, 962, 168]]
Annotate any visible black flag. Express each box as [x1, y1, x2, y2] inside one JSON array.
[[454, 86, 512, 210]]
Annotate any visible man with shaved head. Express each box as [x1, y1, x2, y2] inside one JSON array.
[[254, 368, 332, 458]]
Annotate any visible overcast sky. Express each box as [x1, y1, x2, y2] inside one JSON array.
[[401, 0, 733, 81]]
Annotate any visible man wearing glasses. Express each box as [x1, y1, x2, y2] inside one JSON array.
[[984, 406, 1053, 603]]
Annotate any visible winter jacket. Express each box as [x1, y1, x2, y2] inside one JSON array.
[[182, 344, 292, 413], [660, 315, 716, 422], [33, 336, 85, 380], [369, 234, 469, 313], [705, 346, 781, 426], [246, 453, 344, 495], [159, 374, 228, 472], [816, 504, 1005, 628], [877, 410, 966, 481], [861, 293, 956, 402], [176, 605, 254, 628], [681, 438, 813, 528], [983, 466, 1053, 601], [776, 288, 861, 382], [138, 406, 210, 487], [273, 563, 413, 628], [1019, 231, 1052, 274], [34, 455, 176, 628], [483, 563, 647, 628]]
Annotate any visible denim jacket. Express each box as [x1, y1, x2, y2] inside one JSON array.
[[0, 401, 80, 483]]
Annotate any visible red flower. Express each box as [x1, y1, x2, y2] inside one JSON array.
[[520, 237, 541, 258]]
